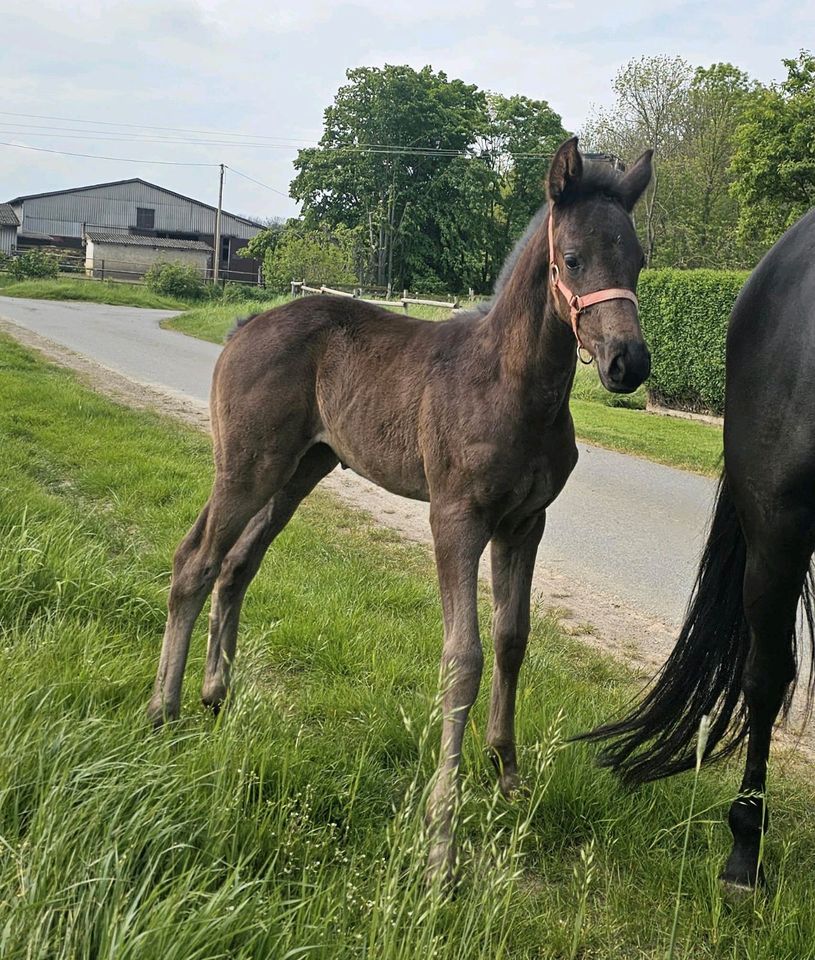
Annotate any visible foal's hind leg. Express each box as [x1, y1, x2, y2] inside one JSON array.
[[721, 522, 814, 890], [201, 444, 338, 712], [486, 512, 546, 796], [148, 461, 301, 727]]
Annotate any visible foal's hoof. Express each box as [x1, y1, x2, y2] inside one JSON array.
[[499, 773, 529, 801], [488, 749, 526, 800], [146, 696, 178, 729], [426, 841, 456, 893], [201, 678, 228, 717]]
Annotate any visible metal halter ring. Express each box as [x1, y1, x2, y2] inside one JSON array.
[[577, 344, 594, 365]]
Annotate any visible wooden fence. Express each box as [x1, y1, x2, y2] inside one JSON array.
[[292, 281, 459, 312]]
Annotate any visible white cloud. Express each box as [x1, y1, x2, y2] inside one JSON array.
[[0, 0, 811, 219]]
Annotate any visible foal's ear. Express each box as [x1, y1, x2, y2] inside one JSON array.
[[548, 136, 583, 203], [619, 149, 654, 211]]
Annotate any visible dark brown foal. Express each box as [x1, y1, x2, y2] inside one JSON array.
[[149, 137, 653, 884]]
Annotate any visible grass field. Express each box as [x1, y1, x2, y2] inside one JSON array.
[[1, 333, 813, 958], [165, 300, 723, 477], [0, 275, 190, 309]]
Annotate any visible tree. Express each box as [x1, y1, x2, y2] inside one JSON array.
[[262, 223, 359, 292], [731, 50, 815, 247], [474, 94, 567, 287], [661, 64, 756, 268], [238, 218, 286, 263], [582, 56, 692, 264], [291, 65, 485, 292]]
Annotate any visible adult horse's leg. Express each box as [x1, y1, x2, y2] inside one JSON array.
[[201, 444, 338, 712], [721, 520, 814, 890], [426, 501, 491, 885], [486, 513, 546, 796]]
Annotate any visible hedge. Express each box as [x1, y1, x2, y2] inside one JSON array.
[[638, 269, 749, 415]]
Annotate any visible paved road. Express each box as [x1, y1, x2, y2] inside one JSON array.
[[0, 296, 716, 628]]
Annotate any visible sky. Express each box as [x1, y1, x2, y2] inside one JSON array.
[[0, 0, 811, 223]]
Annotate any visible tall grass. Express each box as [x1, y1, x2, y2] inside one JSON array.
[[0, 334, 813, 957]]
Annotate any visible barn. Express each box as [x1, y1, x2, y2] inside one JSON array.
[[0, 203, 19, 255], [6, 178, 263, 282]]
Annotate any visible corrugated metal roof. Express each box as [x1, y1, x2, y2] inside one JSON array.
[[8, 178, 262, 228], [0, 203, 19, 226], [85, 231, 212, 251]]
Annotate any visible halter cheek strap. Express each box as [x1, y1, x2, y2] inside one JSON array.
[[547, 209, 639, 363]]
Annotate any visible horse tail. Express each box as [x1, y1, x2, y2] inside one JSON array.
[[226, 313, 261, 341], [577, 471, 769, 784]]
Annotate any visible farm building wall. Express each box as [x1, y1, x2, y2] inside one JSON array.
[[84, 239, 211, 281], [11, 180, 259, 242], [0, 225, 15, 255]]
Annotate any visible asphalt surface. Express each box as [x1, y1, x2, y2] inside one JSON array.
[[0, 295, 716, 627]]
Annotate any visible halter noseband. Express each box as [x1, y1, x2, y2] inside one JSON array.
[[547, 208, 640, 364]]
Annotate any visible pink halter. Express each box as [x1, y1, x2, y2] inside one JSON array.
[[547, 208, 639, 361]]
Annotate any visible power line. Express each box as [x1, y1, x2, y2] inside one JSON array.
[[0, 109, 322, 144], [0, 112, 556, 160], [226, 165, 291, 199], [0, 140, 219, 167], [0, 123, 308, 149]]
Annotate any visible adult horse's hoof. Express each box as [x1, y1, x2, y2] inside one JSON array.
[[719, 858, 765, 898], [720, 878, 756, 901]]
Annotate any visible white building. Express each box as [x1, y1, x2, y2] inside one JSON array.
[[84, 231, 213, 281]]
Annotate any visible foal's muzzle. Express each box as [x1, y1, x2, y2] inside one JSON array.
[[599, 340, 651, 393]]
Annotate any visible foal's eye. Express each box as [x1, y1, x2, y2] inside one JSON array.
[[564, 254, 580, 272]]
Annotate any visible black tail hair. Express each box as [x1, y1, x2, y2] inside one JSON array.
[[577, 471, 815, 785]]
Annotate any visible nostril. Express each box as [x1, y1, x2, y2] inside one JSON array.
[[608, 354, 626, 383]]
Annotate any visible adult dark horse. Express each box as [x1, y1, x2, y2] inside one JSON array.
[[582, 207, 815, 891], [148, 137, 653, 882]]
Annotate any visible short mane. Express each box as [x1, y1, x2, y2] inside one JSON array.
[[565, 158, 632, 205]]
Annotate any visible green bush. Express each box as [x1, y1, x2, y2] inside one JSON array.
[[219, 281, 272, 304], [144, 261, 206, 301], [9, 249, 60, 281], [638, 269, 749, 415]]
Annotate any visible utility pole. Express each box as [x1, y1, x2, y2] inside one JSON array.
[[213, 163, 224, 284]]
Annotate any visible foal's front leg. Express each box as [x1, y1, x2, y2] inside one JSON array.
[[486, 513, 546, 796], [426, 501, 491, 885]]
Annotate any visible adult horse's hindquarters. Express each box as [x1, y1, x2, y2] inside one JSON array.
[[581, 205, 815, 891]]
